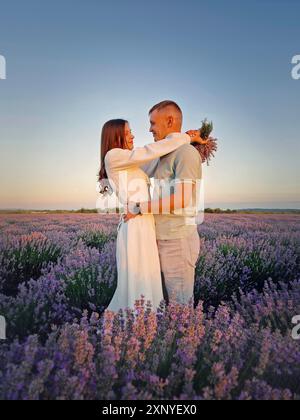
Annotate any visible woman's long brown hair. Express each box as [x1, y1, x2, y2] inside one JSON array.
[[98, 119, 128, 184]]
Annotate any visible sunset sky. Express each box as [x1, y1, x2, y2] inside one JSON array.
[[0, 0, 299, 210]]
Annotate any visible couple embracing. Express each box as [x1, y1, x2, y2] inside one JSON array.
[[99, 100, 206, 312]]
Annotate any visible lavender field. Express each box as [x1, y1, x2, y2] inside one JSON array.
[[0, 213, 299, 400]]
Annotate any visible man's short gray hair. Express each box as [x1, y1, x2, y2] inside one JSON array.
[[149, 100, 182, 117]]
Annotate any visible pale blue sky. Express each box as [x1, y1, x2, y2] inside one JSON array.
[[0, 0, 299, 209]]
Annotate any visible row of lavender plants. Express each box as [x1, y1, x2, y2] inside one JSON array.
[[0, 213, 299, 399]]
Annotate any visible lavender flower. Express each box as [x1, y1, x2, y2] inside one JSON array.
[[0, 213, 299, 400]]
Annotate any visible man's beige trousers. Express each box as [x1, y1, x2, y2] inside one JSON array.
[[157, 229, 200, 304]]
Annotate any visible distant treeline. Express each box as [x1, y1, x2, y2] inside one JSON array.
[[205, 208, 300, 214], [0, 209, 99, 214], [205, 208, 237, 214]]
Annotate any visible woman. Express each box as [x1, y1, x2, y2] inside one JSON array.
[[99, 119, 203, 312]]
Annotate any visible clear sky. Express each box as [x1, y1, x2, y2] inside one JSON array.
[[0, 0, 299, 210]]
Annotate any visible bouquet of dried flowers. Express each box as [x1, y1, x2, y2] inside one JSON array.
[[189, 119, 218, 165]]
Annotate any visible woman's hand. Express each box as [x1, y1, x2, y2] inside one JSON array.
[[186, 130, 210, 145]]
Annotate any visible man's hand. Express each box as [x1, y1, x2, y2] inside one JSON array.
[[123, 202, 140, 223], [123, 212, 139, 223]]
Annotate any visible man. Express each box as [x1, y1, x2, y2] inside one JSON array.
[[126, 100, 202, 305]]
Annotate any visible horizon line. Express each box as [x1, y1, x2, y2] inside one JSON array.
[[1, 207, 300, 212]]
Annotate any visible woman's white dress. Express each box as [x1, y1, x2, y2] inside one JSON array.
[[104, 133, 191, 312]]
